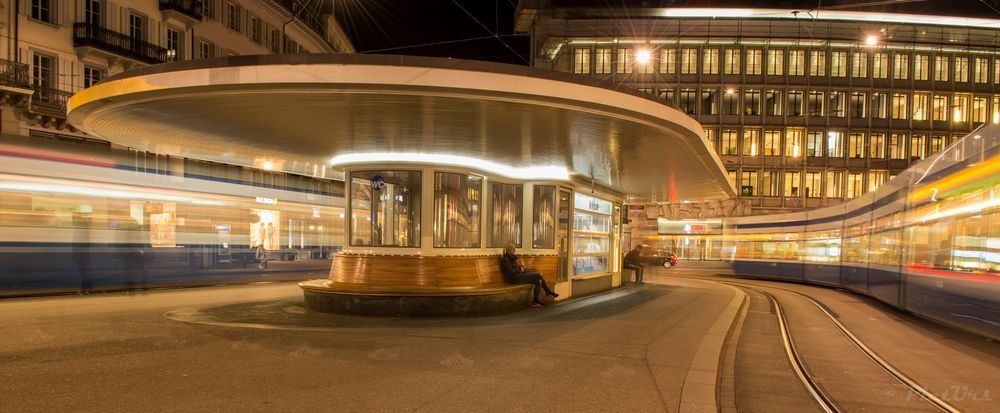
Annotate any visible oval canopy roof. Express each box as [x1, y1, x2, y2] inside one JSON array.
[[67, 54, 734, 202]]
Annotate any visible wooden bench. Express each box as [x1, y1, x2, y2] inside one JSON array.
[[300, 254, 559, 316]]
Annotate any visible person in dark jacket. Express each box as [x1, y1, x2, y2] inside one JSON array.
[[623, 245, 644, 284], [500, 244, 558, 308]]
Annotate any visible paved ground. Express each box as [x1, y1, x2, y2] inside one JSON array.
[[1, 265, 997, 412]]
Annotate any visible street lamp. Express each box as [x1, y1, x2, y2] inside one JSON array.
[[865, 35, 878, 46], [635, 49, 651, 65]]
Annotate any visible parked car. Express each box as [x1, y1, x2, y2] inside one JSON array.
[[636, 246, 678, 268]]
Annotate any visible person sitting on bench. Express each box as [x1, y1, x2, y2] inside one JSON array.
[[500, 244, 558, 308]]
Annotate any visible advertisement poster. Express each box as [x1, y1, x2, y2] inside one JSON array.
[[251, 209, 280, 250], [149, 203, 176, 248]]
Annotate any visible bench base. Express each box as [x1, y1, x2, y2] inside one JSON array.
[[299, 280, 536, 316]]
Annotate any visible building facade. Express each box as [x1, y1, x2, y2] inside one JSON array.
[[0, 0, 352, 143], [515, 2, 1000, 214]]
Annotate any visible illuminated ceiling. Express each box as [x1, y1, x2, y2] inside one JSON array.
[[67, 55, 734, 201]]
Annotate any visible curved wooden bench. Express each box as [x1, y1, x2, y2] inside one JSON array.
[[300, 254, 559, 316]]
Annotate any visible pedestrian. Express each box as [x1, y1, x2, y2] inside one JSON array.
[[500, 244, 558, 308], [623, 245, 644, 284]]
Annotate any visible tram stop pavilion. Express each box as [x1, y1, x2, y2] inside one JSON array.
[[67, 54, 735, 315]]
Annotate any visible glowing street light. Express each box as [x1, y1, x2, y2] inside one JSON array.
[[635, 49, 651, 65], [865, 35, 878, 46]]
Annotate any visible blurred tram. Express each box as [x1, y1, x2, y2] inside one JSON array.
[[724, 125, 1000, 340], [0, 133, 344, 296]]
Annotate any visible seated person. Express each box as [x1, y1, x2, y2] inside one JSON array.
[[500, 244, 558, 308], [623, 245, 644, 284]]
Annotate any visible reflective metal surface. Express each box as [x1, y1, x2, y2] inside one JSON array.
[[68, 54, 734, 201]]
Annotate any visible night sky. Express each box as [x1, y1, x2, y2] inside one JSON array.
[[333, 1, 999, 66]]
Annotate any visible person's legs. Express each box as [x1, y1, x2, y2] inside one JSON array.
[[624, 263, 643, 284], [510, 271, 548, 303]]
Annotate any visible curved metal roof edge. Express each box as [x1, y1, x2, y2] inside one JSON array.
[[103, 53, 688, 113]]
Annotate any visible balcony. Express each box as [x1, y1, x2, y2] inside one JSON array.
[[273, 0, 326, 38], [0, 59, 31, 91], [159, 0, 203, 28], [30, 86, 74, 118], [73, 23, 168, 65]]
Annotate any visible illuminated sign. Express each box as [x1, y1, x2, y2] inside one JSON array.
[[255, 196, 278, 205]]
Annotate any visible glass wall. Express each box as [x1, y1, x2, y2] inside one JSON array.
[[350, 170, 421, 247], [532, 185, 556, 249], [573, 193, 613, 276], [489, 182, 523, 247], [433, 172, 481, 248]]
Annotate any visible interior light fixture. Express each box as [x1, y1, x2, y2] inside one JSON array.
[[635, 49, 651, 65], [329, 153, 570, 181]]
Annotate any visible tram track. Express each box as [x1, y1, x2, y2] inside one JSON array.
[[674, 274, 961, 413]]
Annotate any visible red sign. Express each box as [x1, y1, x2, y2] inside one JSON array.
[[628, 205, 645, 210]]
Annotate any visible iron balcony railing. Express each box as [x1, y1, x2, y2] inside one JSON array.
[[73, 23, 168, 65], [30, 85, 74, 117], [159, 0, 203, 21], [273, 0, 326, 38], [0, 58, 31, 89]]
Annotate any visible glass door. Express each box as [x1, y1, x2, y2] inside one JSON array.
[[557, 189, 571, 282]]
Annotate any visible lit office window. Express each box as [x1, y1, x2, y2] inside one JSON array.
[[704, 128, 718, 151], [636, 51, 655, 74], [994, 96, 1000, 123], [829, 91, 846, 118], [914, 54, 929, 80], [851, 52, 868, 78], [827, 131, 844, 158], [616, 49, 632, 74], [929, 135, 946, 154], [701, 88, 718, 115], [724, 49, 740, 75], [703, 49, 719, 74], [972, 96, 988, 124], [848, 133, 865, 159], [871, 93, 888, 119], [830, 51, 847, 77], [746, 49, 763, 75], [891, 93, 909, 120], [892, 53, 909, 80], [785, 128, 804, 157], [740, 170, 758, 196], [806, 131, 823, 157], [573, 48, 590, 74], [869, 133, 886, 159], [743, 129, 761, 156], [659, 49, 676, 74], [727, 171, 738, 192], [807, 91, 824, 116], [826, 171, 844, 199], [723, 88, 740, 115], [595, 48, 612, 74], [932, 95, 948, 121], [995, 58, 1000, 84], [809, 50, 826, 76], [744, 89, 761, 115], [789, 50, 805, 76], [766, 49, 784, 75], [659, 88, 675, 105], [785, 171, 802, 197], [765, 90, 783, 116], [846, 172, 864, 199], [953, 93, 970, 122], [763, 130, 781, 156], [954, 56, 969, 83], [974, 58, 989, 83], [888, 133, 906, 159], [912, 93, 929, 121], [934, 56, 949, 81], [850, 92, 866, 118], [805, 172, 822, 198], [721, 129, 739, 155], [873, 53, 888, 78], [762, 170, 780, 197], [679, 89, 697, 115], [788, 90, 804, 117], [680, 48, 698, 74], [910, 135, 926, 160], [868, 171, 887, 192]]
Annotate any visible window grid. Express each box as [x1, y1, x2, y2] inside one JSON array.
[[766, 49, 784, 75], [809, 50, 826, 76], [831, 51, 847, 77]]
